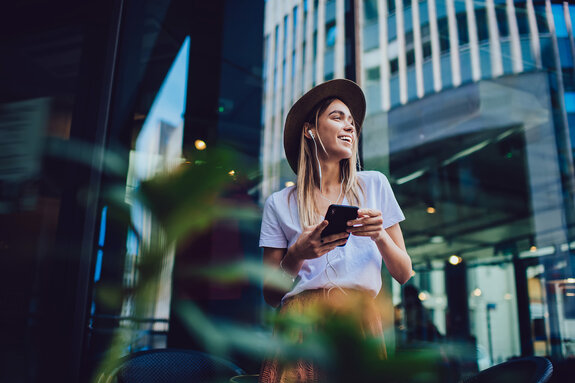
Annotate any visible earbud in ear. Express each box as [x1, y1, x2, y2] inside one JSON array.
[[309, 130, 315, 139]]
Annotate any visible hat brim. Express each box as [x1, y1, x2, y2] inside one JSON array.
[[283, 79, 366, 174]]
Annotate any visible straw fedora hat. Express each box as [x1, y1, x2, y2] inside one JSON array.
[[283, 79, 366, 174]]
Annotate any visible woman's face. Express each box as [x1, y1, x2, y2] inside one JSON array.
[[315, 99, 356, 161]]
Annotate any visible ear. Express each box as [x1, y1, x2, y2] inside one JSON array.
[[303, 122, 314, 139]]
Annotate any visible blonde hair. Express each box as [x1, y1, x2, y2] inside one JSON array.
[[291, 98, 365, 229]]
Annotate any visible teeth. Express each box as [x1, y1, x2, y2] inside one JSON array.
[[339, 136, 352, 143]]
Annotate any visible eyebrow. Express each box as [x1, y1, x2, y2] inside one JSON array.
[[328, 110, 355, 124]]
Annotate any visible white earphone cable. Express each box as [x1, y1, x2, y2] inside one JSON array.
[[310, 130, 348, 296]]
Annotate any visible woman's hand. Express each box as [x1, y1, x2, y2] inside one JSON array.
[[292, 219, 350, 261], [346, 208, 385, 242], [347, 209, 413, 284], [273, 220, 350, 297]]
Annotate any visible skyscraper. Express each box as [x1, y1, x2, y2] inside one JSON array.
[[262, 0, 575, 367]]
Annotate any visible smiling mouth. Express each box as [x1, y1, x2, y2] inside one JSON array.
[[338, 136, 353, 144]]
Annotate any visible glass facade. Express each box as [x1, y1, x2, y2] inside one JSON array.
[[262, 0, 575, 378], [2, 0, 575, 381], [1, 0, 264, 381], [363, 0, 575, 371]]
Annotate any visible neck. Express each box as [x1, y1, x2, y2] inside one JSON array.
[[317, 159, 341, 189]]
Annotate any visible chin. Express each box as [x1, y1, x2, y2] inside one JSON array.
[[336, 150, 353, 161]]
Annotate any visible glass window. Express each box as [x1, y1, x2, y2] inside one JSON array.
[[366, 66, 381, 82], [303, 8, 308, 42], [364, 0, 378, 22], [496, 5, 509, 38], [274, 25, 280, 68], [284, 15, 289, 57], [534, 6, 549, 34], [389, 0, 396, 15], [515, 3, 529, 36], [390, 58, 399, 75], [326, 22, 337, 48], [457, 11, 469, 46], [438, 18, 450, 53], [293, 5, 299, 50], [326, 0, 336, 23], [423, 41, 432, 60], [407, 49, 415, 67], [364, 21, 380, 51], [421, 23, 431, 40], [475, 8, 489, 42], [314, 0, 319, 30], [552, 4, 568, 38]]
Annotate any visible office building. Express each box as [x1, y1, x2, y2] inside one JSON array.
[[262, 0, 575, 367]]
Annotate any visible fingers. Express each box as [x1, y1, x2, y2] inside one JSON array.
[[347, 215, 383, 228], [357, 208, 381, 218], [311, 220, 329, 236], [318, 236, 349, 253], [349, 229, 380, 237], [321, 231, 350, 244]]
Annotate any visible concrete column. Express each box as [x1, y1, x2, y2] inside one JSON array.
[[526, 0, 542, 69], [412, 0, 424, 98], [304, 0, 315, 91], [507, 0, 524, 73], [335, 0, 345, 78], [446, 0, 461, 87], [316, 0, 326, 84], [466, 0, 481, 81], [396, 0, 407, 104], [379, 0, 390, 110], [428, 0, 442, 91], [486, 0, 503, 77]]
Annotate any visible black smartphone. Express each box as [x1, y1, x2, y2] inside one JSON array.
[[320, 204, 359, 246]]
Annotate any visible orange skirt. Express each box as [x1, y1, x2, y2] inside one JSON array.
[[259, 288, 387, 383]]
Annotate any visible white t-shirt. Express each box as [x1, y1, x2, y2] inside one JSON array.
[[259, 171, 405, 302]]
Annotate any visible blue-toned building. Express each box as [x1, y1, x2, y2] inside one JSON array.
[[262, 0, 575, 369]]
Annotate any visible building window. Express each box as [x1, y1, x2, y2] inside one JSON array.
[[364, 0, 378, 22], [390, 58, 399, 75], [293, 5, 299, 50], [496, 5, 509, 38], [421, 23, 430, 40], [389, 0, 396, 15], [314, 0, 319, 30], [475, 8, 489, 42], [326, 22, 337, 48], [457, 12, 469, 46], [438, 18, 450, 53], [515, 3, 529, 36], [406, 49, 415, 67], [534, 6, 549, 34], [303, 5, 308, 43], [423, 41, 432, 60], [366, 66, 380, 82]]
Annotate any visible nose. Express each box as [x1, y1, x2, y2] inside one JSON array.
[[344, 123, 355, 134]]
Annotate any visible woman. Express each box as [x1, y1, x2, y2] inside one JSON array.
[[259, 79, 412, 382]]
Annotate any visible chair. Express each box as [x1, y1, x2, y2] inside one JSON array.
[[460, 356, 553, 383], [548, 358, 575, 383], [98, 348, 246, 383]]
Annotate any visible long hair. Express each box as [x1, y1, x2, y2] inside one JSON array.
[[292, 97, 365, 229]]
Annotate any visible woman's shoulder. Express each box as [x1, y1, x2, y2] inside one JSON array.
[[358, 170, 389, 185], [265, 184, 297, 207]]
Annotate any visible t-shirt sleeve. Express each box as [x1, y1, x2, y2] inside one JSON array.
[[259, 193, 288, 248], [378, 172, 405, 228]]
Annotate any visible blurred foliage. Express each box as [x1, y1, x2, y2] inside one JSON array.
[[92, 145, 456, 383]]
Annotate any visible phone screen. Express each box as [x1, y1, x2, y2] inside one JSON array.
[[320, 204, 359, 244]]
